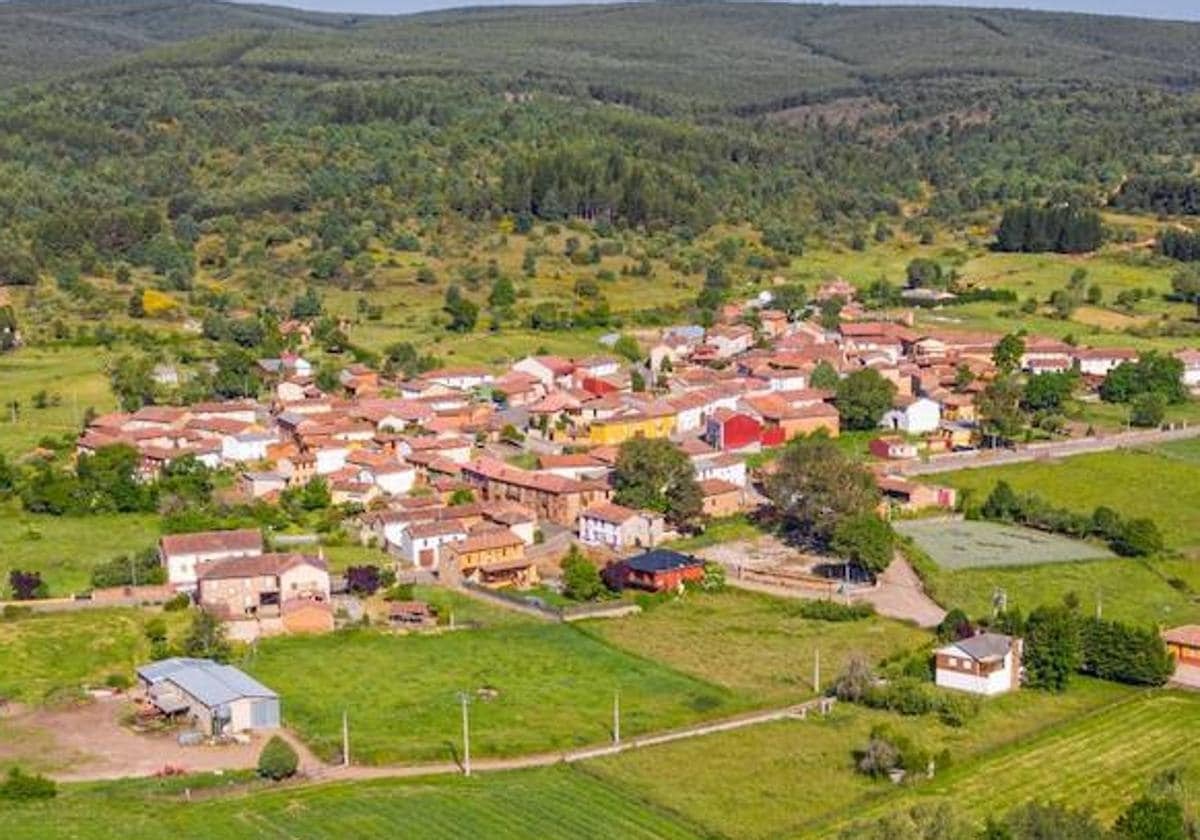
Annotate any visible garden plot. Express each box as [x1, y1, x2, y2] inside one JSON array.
[[896, 519, 1112, 570]]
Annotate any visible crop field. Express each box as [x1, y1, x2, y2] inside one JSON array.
[[926, 556, 1200, 627], [935, 446, 1200, 552], [0, 608, 189, 704], [895, 519, 1112, 570], [584, 589, 930, 704], [0, 766, 706, 840], [245, 623, 744, 764], [587, 678, 1132, 840], [827, 690, 1200, 834]]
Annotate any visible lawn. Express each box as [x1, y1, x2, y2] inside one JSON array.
[[0, 502, 161, 598], [933, 446, 1200, 552], [925, 556, 1200, 627], [583, 589, 930, 705], [827, 689, 1200, 834], [0, 608, 189, 704], [244, 622, 745, 765], [587, 677, 1133, 840], [0, 766, 706, 840], [895, 518, 1112, 570]]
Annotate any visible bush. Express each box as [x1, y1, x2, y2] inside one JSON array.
[[0, 767, 57, 801], [791, 599, 874, 622], [104, 673, 132, 690], [257, 735, 299, 780], [163, 592, 191, 612], [1079, 617, 1174, 686], [383, 583, 415, 602]]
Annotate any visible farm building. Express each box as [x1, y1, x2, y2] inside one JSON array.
[[610, 549, 706, 592], [1164, 626, 1200, 668], [935, 633, 1022, 696], [136, 658, 280, 736]]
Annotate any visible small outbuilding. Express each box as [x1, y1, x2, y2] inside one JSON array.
[[935, 633, 1022, 696], [1164, 625, 1200, 667], [609, 549, 706, 593], [136, 657, 280, 736]]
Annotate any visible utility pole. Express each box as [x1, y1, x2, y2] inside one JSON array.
[[813, 649, 821, 695], [1096, 589, 1102, 620], [613, 690, 620, 745], [342, 709, 350, 767], [459, 692, 471, 776]]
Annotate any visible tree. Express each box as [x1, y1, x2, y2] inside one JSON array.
[[1170, 266, 1200, 319], [257, 735, 300, 781], [561, 545, 605, 601], [1111, 517, 1164, 557], [1112, 797, 1186, 840], [212, 347, 259, 400], [613, 334, 642, 363], [182, 610, 231, 662], [835, 369, 896, 431], [905, 258, 943, 289], [1024, 605, 1081, 691], [488, 275, 516, 310], [992, 332, 1026, 374], [1100, 352, 1187, 405], [810, 360, 839, 391], [345, 565, 383, 596], [443, 284, 478, 332], [936, 608, 974, 642], [1129, 391, 1166, 428], [144, 616, 171, 660], [771, 283, 807, 318], [109, 354, 157, 412], [612, 437, 702, 529], [1079, 618, 1173, 686], [834, 656, 876, 703], [1002, 801, 1103, 840], [831, 513, 895, 576], [978, 375, 1025, 445], [1021, 371, 1076, 413], [8, 569, 46, 600], [765, 434, 880, 544], [127, 290, 146, 318]]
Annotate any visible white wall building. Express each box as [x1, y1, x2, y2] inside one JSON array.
[[935, 633, 1022, 696], [881, 397, 941, 435]]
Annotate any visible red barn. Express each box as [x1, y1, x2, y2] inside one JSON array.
[[705, 409, 762, 451], [608, 549, 706, 592]]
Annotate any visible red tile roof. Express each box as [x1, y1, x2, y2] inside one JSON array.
[[160, 529, 263, 557]]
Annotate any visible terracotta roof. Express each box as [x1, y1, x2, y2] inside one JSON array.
[[699, 478, 741, 496], [197, 552, 326, 581], [581, 502, 639, 525], [449, 529, 525, 554], [160, 529, 263, 557], [408, 521, 468, 539], [1164, 625, 1200, 648]]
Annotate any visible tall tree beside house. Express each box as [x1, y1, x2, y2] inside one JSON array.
[[835, 369, 896, 431], [612, 437, 702, 529], [992, 332, 1026, 374], [810, 360, 840, 391], [182, 609, 232, 663], [831, 512, 895, 576], [212, 347, 260, 400], [1023, 604, 1081, 692], [561, 545, 605, 601], [977, 375, 1025, 445], [108, 353, 158, 411], [765, 433, 879, 545], [1100, 352, 1187, 405]]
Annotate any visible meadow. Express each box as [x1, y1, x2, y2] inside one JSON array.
[[0, 766, 706, 840], [826, 689, 1200, 834], [244, 622, 744, 764], [895, 519, 1112, 570], [583, 589, 930, 705]]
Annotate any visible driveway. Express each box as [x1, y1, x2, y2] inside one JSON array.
[[855, 556, 946, 629], [1171, 664, 1200, 691]]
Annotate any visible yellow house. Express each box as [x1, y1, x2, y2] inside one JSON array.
[[587, 409, 677, 446], [445, 529, 538, 589], [941, 394, 977, 424]]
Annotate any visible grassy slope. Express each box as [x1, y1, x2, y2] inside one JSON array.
[[584, 589, 930, 705], [244, 622, 745, 764]]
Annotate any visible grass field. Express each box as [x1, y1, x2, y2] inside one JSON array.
[[0, 766, 706, 840], [0, 346, 117, 458], [934, 447, 1200, 553], [826, 690, 1200, 835], [0, 502, 161, 598], [244, 623, 744, 765], [586, 678, 1133, 840], [584, 589, 930, 705], [895, 519, 1112, 570], [0, 608, 188, 703], [926, 556, 1200, 627]]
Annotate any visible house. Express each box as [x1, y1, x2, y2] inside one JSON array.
[[699, 478, 745, 518], [612, 549, 705, 592], [443, 529, 537, 589], [880, 396, 941, 435], [587, 404, 677, 445], [1176, 350, 1200, 389], [1163, 626, 1200, 670], [578, 503, 666, 551], [877, 475, 957, 513], [870, 436, 919, 460], [196, 553, 332, 636], [240, 471, 288, 499], [388, 601, 438, 629], [513, 356, 575, 390], [159, 529, 264, 592], [1021, 339, 1073, 373], [399, 520, 467, 570], [935, 633, 1022, 696], [461, 457, 611, 526], [1073, 347, 1137, 377], [705, 409, 766, 451], [136, 658, 280, 735], [693, 452, 747, 488]]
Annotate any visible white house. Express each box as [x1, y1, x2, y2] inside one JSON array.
[[1177, 350, 1200, 389], [398, 521, 467, 569], [422, 366, 495, 391], [578, 503, 665, 551], [1073, 347, 1137, 378], [694, 453, 747, 488], [221, 431, 276, 464], [935, 633, 1022, 696], [159, 529, 264, 591], [313, 445, 349, 475], [881, 397, 941, 435], [512, 356, 575, 391]]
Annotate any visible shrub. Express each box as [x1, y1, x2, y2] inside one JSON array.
[[163, 592, 191, 612], [0, 767, 57, 801], [257, 735, 299, 780], [834, 656, 875, 702], [104, 673, 132, 690], [791, 599, 874, 622], [383, 583, 415, 602]]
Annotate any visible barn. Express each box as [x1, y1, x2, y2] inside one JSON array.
[[136, 658, 280, 736]]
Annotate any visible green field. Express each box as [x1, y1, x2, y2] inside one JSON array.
[[895, 519, 1112, 570], [0, 608, 188, 703], [934, 446, 1200, 553], [245, 623, 744, 765], [828, 690, 1200, 834], [588, 678, 1132, 840], [584, 589, 930, 705], [0, 766, 706, 840]]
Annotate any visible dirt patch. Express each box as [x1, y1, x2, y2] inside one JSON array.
[[0, 695, 268, 781]]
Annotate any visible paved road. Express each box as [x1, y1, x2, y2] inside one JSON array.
[[895, 425, 1200, 477]]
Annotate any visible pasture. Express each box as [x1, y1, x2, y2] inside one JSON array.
[[0, 345, 117, 458], [245, 623, 743, 764], [0, 766, 705, 840], [583, 589, 930, 705], [828, 690, 1200, 834], [895, 518, 1111, 570], [935, 446, 1200, 552]]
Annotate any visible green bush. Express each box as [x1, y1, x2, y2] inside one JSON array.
[[257, 735, 299, 781], [163, 593, 191, 612], [104, 673, 132, 690], [790, 599, 874, 622], [383, 583, 415, 602], [0, 767, 57, 801]]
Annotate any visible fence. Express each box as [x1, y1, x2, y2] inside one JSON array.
[[459, 582, 641, 623]]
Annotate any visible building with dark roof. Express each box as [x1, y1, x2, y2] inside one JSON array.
[[611, 549, 706, 592]]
